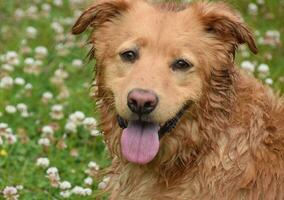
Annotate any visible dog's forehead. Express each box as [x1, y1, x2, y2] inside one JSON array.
[[120, 2, 202, 43]]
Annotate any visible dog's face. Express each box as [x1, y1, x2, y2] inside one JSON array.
[[73, 0, 257, 165], [104, 4, 204, 124]]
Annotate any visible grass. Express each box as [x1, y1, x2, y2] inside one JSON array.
[[0, 0, 283, 199]]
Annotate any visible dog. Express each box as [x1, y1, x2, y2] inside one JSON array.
[[72, 0, 284, 199]]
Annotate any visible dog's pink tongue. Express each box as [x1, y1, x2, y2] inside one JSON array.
[[121, 121, 160, 165]]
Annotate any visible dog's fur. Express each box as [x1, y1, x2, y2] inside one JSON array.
[[73, 0, 284, 199]]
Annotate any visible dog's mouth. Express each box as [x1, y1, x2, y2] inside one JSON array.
[[117, 104, 190, 165]]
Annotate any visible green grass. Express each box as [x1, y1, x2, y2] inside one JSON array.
[[0, 0, 283, 199]]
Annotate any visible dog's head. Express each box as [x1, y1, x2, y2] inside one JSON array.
[[73, 0, 257, 165]]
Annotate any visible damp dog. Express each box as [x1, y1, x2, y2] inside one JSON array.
[[73, 0, 284, 199]]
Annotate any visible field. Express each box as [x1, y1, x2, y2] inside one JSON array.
[[0, 0, 283, 199]]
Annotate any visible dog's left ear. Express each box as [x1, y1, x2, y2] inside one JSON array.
[[72, 0, 130, 35], [195, 2, 258, 54]]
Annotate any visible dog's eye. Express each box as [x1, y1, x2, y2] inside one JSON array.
[[120, 50, 138, 63], [171, 59, 193, 71]]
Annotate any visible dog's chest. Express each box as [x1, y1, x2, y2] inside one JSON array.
[[109, 169, 204, 200]]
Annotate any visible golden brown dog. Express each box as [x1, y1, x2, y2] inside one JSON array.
[[72, 0, 284, 199]]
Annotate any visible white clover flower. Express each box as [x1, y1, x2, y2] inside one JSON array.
[[70, 0, 81, 6], [83, 117, 97, 127], [35, 46, 48, 59], [0, 123, 8, 129], [88, 161, 100, 170], [16, 103, 27, 113], [103, 176, 110, 183], [65, 122, 77, 133], [36, 157, 50, 168], [68, 115, 77, 123], [74, 111, 85, 121], [5, 105, 17, 114], [47, 167, 58, 175], [241, 61, 255, 73], [6, 128, 13, 135], [69, 111, 85, 123], [53, 0, 63, 7], [23, 58, 42, 75], [51, 22, 64, 34], [0, 76, 14, 89], [38, 138, 50, 146], [26, 26, 38, 39], [266, 30, 280, 39], [83, 188, 92, 196], [60, 181, 72, 190], [27, 5, 38, 16], [25, 83, 33, 90], [98, 181, 108, 190], [264, 30, 281, 46], [6, 134, 17, 144], [84, 177, 93, 186], [54, 68, 69, 80], [14, 77, 26, 86], [46, 167, 60, 188], [90, 129, 101, 137], [0, 123, 8, 137], [85, 164, 100, 176], [52, 104, 63, 112], [248, 3, 258, 15], [265, 78, 273, 85], [6, 51, 17, 59], [42, 92, 53, 102], [72, 186, 86, 195], [24, 57, 35, 66], [3, 186, 19, 200], [256, 0, 265, 5], [9, 58, 20, 66], [72, 59, 83, 68], [42, 92, 53, 100], [42, 3, 51, 12], [72, 186, 84, 195], [258, 63, 270, 74], [5, 51, 20, 66], [50, 104, 64, 120], [97, 176, 110, 190], [15, 185, 23, 191], [2, 64, 14, 72], [21, 111, 30, 118], [60, 190, 72, 198], [14, 8, 25, 19], [42, 126, 54, 135]]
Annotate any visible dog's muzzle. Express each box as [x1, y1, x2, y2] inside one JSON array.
[[117, 103, 191, 164], [117, 103, 191, 139]]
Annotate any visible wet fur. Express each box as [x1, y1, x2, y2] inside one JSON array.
[[73, 0, 284, 199]]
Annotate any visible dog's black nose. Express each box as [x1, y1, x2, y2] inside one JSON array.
[[127, 89, 158, 116]]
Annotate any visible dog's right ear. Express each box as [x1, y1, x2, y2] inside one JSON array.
[[72, 0, 130, 35]]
